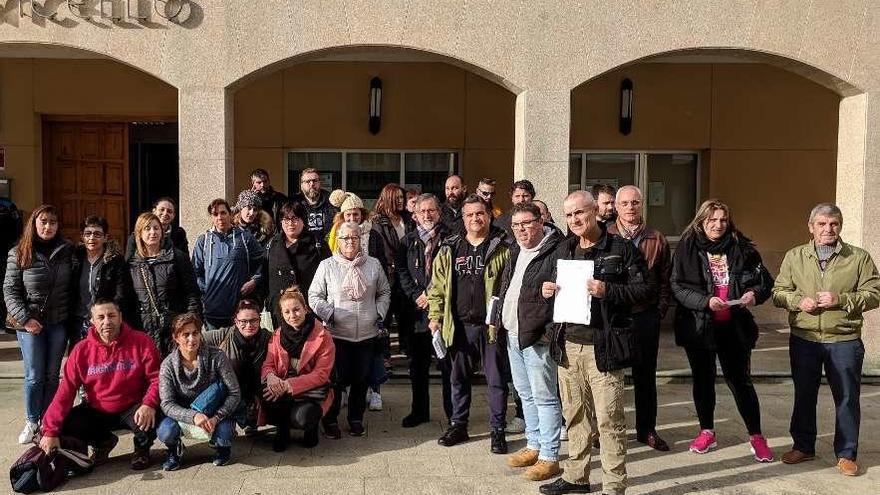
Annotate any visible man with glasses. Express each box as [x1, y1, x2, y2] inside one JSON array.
[[429, 194, 511, 454], [397, 193, 453, 427], [607, 185, 672, 452], [495, 202, 564, 482], [493, 180, 536, 238], [290, 168, 339, 240]]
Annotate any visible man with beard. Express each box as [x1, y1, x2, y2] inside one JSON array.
[[591, 184, 617, 227], [250, 169, 288, 225], [494, 180, 536, 237], [290, 168, 339, 241], [441, 175, 467, 234], [397, 193, 453, 427]]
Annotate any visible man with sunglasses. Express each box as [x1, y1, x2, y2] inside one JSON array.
[[476, 178, 503, 219], [493, 179, 536, 238]]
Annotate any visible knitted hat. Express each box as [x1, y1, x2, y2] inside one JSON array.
[[329, 189, 347, 208], [234, 189, 262, 212], [329, 189, 364, 212]]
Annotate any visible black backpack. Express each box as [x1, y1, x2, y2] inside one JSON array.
[[10, 437, 92, 493]]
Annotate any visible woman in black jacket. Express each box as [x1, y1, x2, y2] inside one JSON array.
[[125, 197, 189, 258], [70, 215, 133, 346], [671, 199, 774, 462], [264, 201, 331, 326], [3, 204, 75, 444], [128, 212, 202, 356]]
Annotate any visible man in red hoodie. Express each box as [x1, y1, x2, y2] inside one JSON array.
[[39, 299, 162, 470]]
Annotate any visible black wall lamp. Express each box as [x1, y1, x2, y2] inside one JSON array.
[[369, 76, 382, 135], [619, 78, 633, 136]]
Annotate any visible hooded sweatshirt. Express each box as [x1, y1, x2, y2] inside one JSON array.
[[42, 323, 162, 436], [192, 226, 265, 321]]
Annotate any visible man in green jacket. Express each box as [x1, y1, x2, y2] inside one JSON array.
[[772, 203, 880, 476], [428, 194, 511, 454]]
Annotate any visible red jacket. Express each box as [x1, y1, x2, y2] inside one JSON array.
[[259, 319, 336, 423], [42, 323, 161, 437]]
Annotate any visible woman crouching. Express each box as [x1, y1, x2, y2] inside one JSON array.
[[261, 287, 335, 452], [158, 313, 241, 470]]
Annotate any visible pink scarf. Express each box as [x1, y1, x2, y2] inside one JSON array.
[[335, 253, 368, 301]]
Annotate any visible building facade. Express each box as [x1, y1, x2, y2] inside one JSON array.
[[2, 1, 879, 368]]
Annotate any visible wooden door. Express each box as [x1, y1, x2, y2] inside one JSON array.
[[43, 122, 130, 243]]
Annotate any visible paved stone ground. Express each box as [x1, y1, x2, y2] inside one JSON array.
[[1, 377, 880, 494]]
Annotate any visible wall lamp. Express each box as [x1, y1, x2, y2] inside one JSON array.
[[619, 78, 633, 136], [369, 76, 382, 135]]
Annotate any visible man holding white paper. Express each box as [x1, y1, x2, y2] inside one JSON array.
[[538, 191, 653, 495]]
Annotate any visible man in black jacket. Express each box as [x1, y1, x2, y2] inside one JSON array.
[[440, 175, 466, 234], [396, 193, 452, 428], [495, 203, 564, 482], [289, 168, 338, 241], [250, 168, 288, 226], [493, 179, 536, 238], [538, 190, 653, 495]]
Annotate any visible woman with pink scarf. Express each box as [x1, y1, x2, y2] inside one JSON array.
[[308, 222, 390, 439]]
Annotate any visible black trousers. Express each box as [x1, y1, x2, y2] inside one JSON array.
[[632, 309, 661, 436], [325, 338, 374, 426], [408, 329, 453, 421], [790, 335, 863, 460], [448, 322, 509, 429], [685, 325, 762, 435], [262, 392, 323, 432], [61, 402, 157, 452]]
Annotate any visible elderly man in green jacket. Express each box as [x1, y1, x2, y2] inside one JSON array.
[[429, 194, 511, 454], [772, 203, 880, 477]]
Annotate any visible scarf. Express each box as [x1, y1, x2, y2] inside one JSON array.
[[232, 329, 260, 401], [693, 229, 734, 255], [615, 219, 646, 243], [418, 224, 440, 277], [280, 312, 314, 360], [815, 242, 837, 271], [335, 252, 368, 301]]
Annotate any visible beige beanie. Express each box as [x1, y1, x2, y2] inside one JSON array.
[[329, 189, 347, 208], [340, 192, 364, 212]]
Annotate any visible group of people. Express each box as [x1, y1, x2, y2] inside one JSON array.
[[3, 167, 878, 494]]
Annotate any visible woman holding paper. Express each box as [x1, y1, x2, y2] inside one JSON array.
[[671, 199, 774, 463]]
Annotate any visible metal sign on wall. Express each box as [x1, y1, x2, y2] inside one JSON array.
[[16, 0, 192, 23]]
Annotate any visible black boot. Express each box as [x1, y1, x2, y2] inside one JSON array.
[[272, 425, 290, 452], [490, 427, 508, 454], [303, 426, 319, 448]]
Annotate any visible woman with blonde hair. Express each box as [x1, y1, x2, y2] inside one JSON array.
[[128, 212, 201, 355], [260, 286, 335, 451]]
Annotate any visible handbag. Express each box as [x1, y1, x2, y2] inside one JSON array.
[[10, 439, 92, 493]]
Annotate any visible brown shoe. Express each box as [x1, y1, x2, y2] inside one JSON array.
[[838, 458, 859, 476], [781, 449, 815, 464], [507, 447, 539, 467], [523, 460, 562, 481]]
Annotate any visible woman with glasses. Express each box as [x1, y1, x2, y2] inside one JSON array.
[[70, 216, 132, 347], [4, 205, 75, 444], [264, 201, 331, 325], [202, 298, 271, 433], [308, 221, 390, 438]]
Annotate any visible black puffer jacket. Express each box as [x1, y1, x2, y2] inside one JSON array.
[[128, 247, 202, 354], [264, 231, 331, 318], [71, 241, 134, 321], [3, 240, 75, 326], [125, 226, 189, 260], [671, 232, 771, 351], [548, 231, 654, 371], [371, 213, 415, 285], [495, 228, 562, 350]]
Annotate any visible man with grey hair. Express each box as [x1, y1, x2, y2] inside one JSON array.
[[397, 193, 453, 427], [607, 185, 671, 452], [772, 203, 880, 476]]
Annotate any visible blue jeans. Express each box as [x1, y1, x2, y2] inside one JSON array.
[[790, 335, 864, 460], [507, 333, 562, 461], [157, 416, 236, 448], [17, 323, 67, 422]]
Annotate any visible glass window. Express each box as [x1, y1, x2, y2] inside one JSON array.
[[405, 153, 455, 199], [569, 154, 583, 192], [646, 153, 698, 238], [584, 153, 637, 190], [288, 152, 342, 196], [347, 153, 401, 210]]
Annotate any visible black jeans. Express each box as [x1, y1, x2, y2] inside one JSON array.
[[262, 391, 323, 432], [632, 309, 661, 436], [685, 325, 762, 435], [448, 322, 509, 429], [408, 329, 453, 421], [790, 335, 863, 460], [325, 338, 374, 427], [61, 402, 157, 452]]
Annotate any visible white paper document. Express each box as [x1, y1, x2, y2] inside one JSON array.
[[552, 259, 595, 325], [432, 330, 447, 359]]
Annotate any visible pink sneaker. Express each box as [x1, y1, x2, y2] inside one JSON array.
[[750, 434, 774, 462], [689, 429, 717, 454]]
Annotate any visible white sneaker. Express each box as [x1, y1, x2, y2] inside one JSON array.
[[18, 421, 39, 445], [560, 426, 568, 441], [505, 416, 526, 434], [369, 392, 383, 411]]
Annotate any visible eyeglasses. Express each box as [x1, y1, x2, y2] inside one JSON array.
[[511, 218, 538, 230], [339, 236, 360, 243], [477, 189, 496, 198], [281, 217, 301, 224], [301, 178, 320, 185], [82, 231, 105, 238], [236, 318, 260, 327]]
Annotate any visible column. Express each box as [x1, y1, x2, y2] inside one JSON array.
[[177, 86, 234, 248], [514, 89, 571, 221]]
